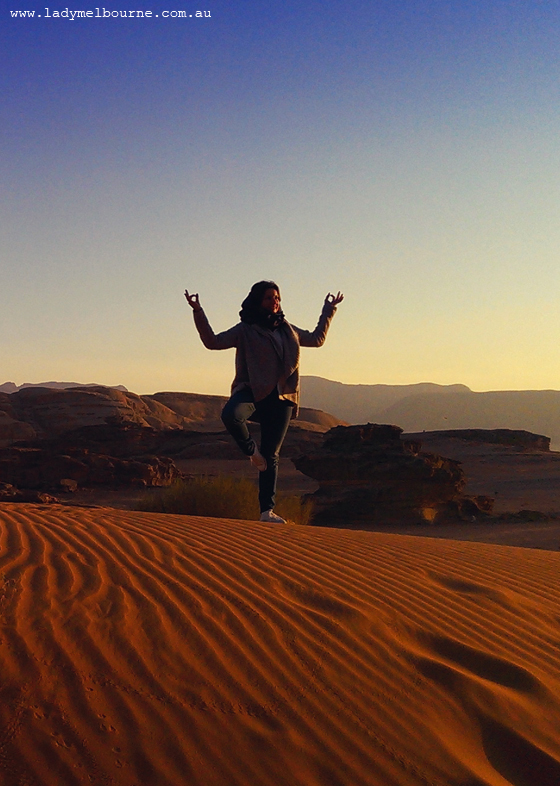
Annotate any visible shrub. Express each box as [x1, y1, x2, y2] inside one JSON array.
[[275, 493, 314, 527], [137, 475, 314, 525]]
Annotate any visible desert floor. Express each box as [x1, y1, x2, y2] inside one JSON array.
[[64, 446, 560, 551], [0, 502, 559, 786]]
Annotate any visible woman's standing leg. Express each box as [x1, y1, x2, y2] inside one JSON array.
[[256, 391, 293, 513]]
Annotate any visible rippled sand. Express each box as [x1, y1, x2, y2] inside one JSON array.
[[0, 502, 559, 785]]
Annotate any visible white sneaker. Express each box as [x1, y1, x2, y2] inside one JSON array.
[[249, 446, 267, 472], [259, 510, 286, 524]]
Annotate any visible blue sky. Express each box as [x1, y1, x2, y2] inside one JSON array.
[[2, 0, 560, 394]]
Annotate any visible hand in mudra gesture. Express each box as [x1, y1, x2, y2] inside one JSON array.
[[184, 290, 202, 312], [325, 291, 344, 307]]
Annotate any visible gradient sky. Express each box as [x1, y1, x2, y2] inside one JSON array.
[[2, 0, 560, 395]]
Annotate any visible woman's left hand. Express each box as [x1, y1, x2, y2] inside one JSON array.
[[325, 291, 344, 307]]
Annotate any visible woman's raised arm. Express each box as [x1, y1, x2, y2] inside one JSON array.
[[184, 288, 239, 350], [292, 291, 343, 347]]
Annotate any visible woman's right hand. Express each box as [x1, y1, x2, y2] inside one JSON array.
[[185, 290, 202, 312]]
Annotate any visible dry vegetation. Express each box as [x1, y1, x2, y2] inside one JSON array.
[[137, 475, 314, 526]]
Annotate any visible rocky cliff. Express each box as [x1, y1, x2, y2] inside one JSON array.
[[0, 386, 344, 447], [294, 423, 493, 525], [0, 386, 345, 498]]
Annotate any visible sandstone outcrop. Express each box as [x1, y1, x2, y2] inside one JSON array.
[[0, 394, 37, 443], [0, 386, 345, 447], [147, 392, 344, 433], [0, 386, 346, 499], [405, 428, 550, 452], [0, 482, 58, 504], [147, 392, 228, 431], [0, 441, 179, 493], [293, 423, 494, 525], [5, 386, 185, 441]]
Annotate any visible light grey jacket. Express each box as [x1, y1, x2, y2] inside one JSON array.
[[193, 303, 337, 417]]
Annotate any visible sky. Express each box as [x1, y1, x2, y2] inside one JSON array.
[[2, 0, 560, 396]]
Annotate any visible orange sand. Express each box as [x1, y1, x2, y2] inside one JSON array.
[[0, 503, 559, 786]]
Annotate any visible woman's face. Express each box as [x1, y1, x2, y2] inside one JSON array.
[[261, 288, 281, 313]]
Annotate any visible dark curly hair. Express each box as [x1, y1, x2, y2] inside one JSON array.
[[239, 280, 282, 325]]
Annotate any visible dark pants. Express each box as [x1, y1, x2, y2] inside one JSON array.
[[221, 388, 293, 513]]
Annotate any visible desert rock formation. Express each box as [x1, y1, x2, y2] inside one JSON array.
[[0, 386, 344, 497], [0, 385, 345, 447], [403, 428, 560, 516], [294, 423, 493, 525]]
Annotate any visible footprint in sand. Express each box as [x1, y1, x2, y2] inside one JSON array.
[[409, 633, 560, 786], [421, 633, 540, 693]]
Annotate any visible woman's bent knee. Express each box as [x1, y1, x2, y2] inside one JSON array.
[[222, 402, 247, 427]]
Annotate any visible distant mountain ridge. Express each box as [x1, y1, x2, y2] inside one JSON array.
[[300, 377, 471, 423], [0, 381, 128, 394], [5, 378, 560, 449], [301, 376, 560, 449]]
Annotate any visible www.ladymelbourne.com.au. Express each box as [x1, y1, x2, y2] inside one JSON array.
[[9, 7, 211, 19]]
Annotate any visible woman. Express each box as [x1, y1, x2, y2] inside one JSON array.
[[185, 281, 343, 524]]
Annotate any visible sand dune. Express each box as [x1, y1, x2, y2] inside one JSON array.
[[0, 504, 559, 785]]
